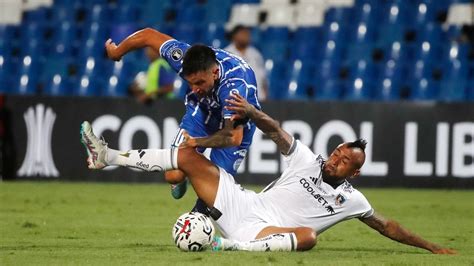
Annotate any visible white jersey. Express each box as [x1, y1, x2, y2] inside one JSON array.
[[254, 140, 374, 234]]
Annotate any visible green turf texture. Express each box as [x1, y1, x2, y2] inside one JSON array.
[[1, 182, 473, 266]]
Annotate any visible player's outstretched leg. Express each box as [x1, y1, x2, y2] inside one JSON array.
[[80, 121, 178, 172], [211, 227, 316, 252]]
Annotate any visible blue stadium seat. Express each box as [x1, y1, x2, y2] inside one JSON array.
[[73, 76, 102, 96], [176, 4, 205, 25], [85, 4, 110, 24], [344, 59, 375, 100], [439, 80, 467, 101], [22, 7, 49, 24], [346, 43, 374, 63], [51, 5, 77, 23], [20, 22, 44, 43], [173, 24, 201, 44], [350, 22, 376, 45], [203, 23, 226, 48], [446, 25, 464, 41], [321, 21, 346, 43], [344, 78, 373, 100], [325, 7, 352, 27], [290, 27, 320, 60], [114, 4, 141, 23], [409, 59, 434, 82], [102, 61, 132, 97], [141, 1, 168, 25], [44, 74, 72, 96], [376, 2, 412, 45], [110, 23, 138, 43], [14, 56, 40, 95], [313, 80, 343, 100], [467, 80, 474, 100], [77, 57, 103, 78], [262, 27, 290, 42], [377, 78, 401, 100], [410, 41, 440, 63], [409, 78, 438, 100], [442, 42, 469, 62], [383, 42, 409, 63], [442, 59, 469, 81], [39, 57, 70, 86], [352, 1, 380, 25], [204, 0, 232, 23], [265, 59, 287, 99], [51, 21, 78, 57], [284, 60, 314, 100], [374, 61, 402, 100], [316, 40, 344, 64], [313, 60, 340, 85], [416, 23, 442, 43], [412, 1, 436, 27], [0, 55, 13, 93], [260, 27, 290, 61]]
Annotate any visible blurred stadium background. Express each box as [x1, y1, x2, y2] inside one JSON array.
[[0, 0, 473, 100]]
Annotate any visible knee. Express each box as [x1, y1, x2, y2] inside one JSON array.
[[295, 227, 317, 251], [165, 170, 186, 184]]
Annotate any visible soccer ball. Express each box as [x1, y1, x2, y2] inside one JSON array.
[[172, 212, 215, 252]]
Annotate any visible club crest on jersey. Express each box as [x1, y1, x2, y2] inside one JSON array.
[[335, 194, 346, 206], [171, 48, 183, 61], [230, 89, 240, 96]]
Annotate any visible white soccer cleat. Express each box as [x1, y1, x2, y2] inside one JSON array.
[[80, 121, 108, 169]]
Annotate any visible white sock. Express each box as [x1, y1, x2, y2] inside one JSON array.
[[106, 148, 178, 172], [221, 233, 297, 252]]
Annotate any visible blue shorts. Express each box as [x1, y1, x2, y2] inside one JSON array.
[[171, 128, 249, 176]]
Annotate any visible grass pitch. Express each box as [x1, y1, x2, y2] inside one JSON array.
[[0, 182, 473, 266]]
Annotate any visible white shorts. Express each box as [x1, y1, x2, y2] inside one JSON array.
[[213, 167, 272, 242]]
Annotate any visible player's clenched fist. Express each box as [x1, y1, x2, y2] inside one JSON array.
[[105, 39, 121, 61]]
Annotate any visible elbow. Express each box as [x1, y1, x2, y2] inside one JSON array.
[[143, 27, 158, 34]]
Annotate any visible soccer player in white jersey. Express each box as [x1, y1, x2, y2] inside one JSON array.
[[80, 93, 456, 254]]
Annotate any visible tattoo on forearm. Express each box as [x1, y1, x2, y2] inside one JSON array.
[[249, 110, 293, 155]]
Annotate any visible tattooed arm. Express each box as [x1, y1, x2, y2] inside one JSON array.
[[224, 94, 293, 155], [360, 212, 456, 254], [181, 119, 244, 148]]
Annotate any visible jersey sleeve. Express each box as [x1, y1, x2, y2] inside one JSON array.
[[352, 191, 374, 218], [283, 140, 318, 170], [159, 39, 190, 73]]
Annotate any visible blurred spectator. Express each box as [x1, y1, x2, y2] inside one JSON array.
[[225, 25, 269, 101], [130, 47, 176, 103]]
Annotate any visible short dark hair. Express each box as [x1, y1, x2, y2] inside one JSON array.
[[182, 44, 217, 77], [228, 24, 250, 40], [347, 139, 367, 152]]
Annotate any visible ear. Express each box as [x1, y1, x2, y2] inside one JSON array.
[[212, 66, 219, 79], [351, 169, 361, 178]]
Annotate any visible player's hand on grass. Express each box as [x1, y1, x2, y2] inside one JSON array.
[[431, 247, 457, 255], [105, 39, 122, 61], [225, 93, 255, 121], [179, 130, 198, 149]]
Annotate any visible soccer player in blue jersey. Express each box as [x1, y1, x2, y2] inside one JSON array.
[[104, 28, 261, 213]]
